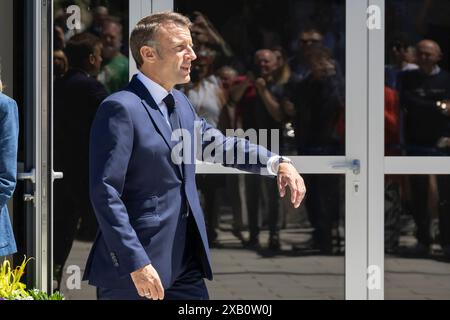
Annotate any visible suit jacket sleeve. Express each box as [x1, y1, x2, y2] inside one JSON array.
[[181, 93, 276, 174], [0, 97, 19, 209], [89, 100, 151, 277]]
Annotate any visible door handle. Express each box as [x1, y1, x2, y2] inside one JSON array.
[[17, 168, 36, 184], [331, 159, 361, 175], [52, 171, 64, 182]]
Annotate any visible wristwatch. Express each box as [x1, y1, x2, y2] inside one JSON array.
[[274, 156, 293, 174]]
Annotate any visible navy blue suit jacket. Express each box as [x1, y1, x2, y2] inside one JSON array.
[[83, 75, 274, 290]]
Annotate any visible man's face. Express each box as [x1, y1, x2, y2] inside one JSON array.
[[90, 44, 103, 76], [273, 50, 285, 69], [152, 23, 197, 89], [394, 45, 417, 64], [94, 7, 108, 26], [299, 31, 323, 49], [54, 49, 67, 74], [254, 50, 277, 77], [403, 46, 417, 64], [102, 23, 122, 60], [218, 69, 236, 89], [416, 41, 441, 70]]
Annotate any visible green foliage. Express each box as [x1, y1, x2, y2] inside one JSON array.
[[28, 289, 65, 301]]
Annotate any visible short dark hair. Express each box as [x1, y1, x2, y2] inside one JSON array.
[[390, 32, 413, 51], [102, 16, 123, 31], [299, 22, 324, 36], [130, 11, 192, 69], [65, 33, 101, 69]]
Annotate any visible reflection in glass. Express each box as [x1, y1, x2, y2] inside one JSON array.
[[174, 0, 346, 299], [195, 174, 345, 299], [53, 0, 129, 299], [385, 175, 450, 300], [175, 0, 346, 157], [385, 1, 450, 157]]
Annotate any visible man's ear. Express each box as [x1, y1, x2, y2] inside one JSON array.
[[140, 46, 158, 65], [88, 53, 96, 66]]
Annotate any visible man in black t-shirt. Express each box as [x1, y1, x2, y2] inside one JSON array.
[[399, 39, 450, 258]]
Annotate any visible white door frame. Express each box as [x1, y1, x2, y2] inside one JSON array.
[[367, 0, 385, 301]]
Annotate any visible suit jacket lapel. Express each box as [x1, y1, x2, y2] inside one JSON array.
[[126, 75, 175, 151], [126, 75, 184, 178]]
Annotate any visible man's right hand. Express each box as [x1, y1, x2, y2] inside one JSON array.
[[131, 264, 164, 300]]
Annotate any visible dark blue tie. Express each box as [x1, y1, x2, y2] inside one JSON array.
[[163, 93, 179, 131], [163, 93, 184, 180]]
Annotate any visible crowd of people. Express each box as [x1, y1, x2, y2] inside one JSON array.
[[384, 34, 450, 258], [53, 4, 129, 289]]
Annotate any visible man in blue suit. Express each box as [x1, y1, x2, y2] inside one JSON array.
[[84, 12, 306, 300], [0, 84, 19, 258]]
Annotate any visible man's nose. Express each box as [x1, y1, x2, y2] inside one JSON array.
[[188, 47, 197, 61]]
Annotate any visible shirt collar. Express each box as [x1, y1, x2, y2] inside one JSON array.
[[136, 71, 173, 106], [431, 65, 441, 76]]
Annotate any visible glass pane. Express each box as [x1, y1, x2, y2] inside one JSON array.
[[53, 0, 129, 299], [195, 173, 345, 299], [385, 1, 450, 157], [385, 174, 450, 300], [175, 0, 346, 157]]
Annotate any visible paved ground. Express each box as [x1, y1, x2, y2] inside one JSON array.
[[60, 224, 450, 300]]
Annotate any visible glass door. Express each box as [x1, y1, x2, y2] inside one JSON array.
[[167, 0, 370, 299], [52, 0, 134, 299], [368, 0, 450, 300]]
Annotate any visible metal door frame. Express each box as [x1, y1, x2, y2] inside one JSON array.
[[20, 0, 52, 293]]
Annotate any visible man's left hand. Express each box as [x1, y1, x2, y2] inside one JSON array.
[[277, 163, 306, 208]]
